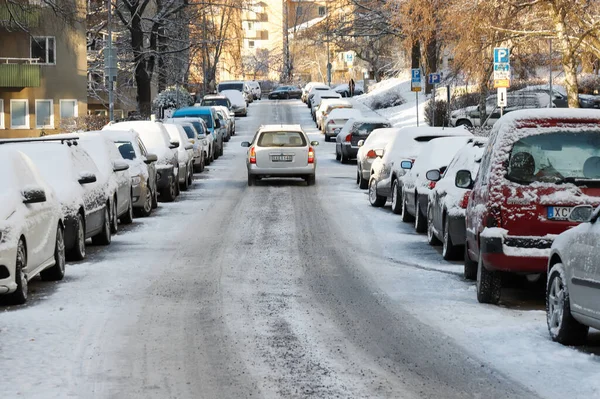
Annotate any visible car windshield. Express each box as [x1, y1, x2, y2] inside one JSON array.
[[197, 114, 213, 128], [506, 131, 600, 184], [219, 83, 243, 91], [257, 131, 306, 147], [115, 141, 137, 160], [182, 126, 196, 139], [203, 99, 230, 107]]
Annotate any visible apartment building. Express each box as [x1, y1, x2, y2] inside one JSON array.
[[0, 0, 87, 138]]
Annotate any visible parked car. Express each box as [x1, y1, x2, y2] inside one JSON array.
[[100, 129, 159, 217], [246, 80, 262, 100], [546, 204, 600, 345], [449, 92, 552, 128], [302, 82, 327, 103], [335, 117, 391, 163], [165, 117, 213, 166], [217, 80, 252, 103], [164, 124, 194, 191], [9, 138, 114, 261], [307, 85, 332, 108], [310, 91, 342, 115], [425, 138, 488, 264], [103, 121, 179, 202], [323, 108, 359, 142], [221, 89, 247, 117], [166, 121, 205, 172], [214, 107, 232, 142], [0, 147, 66, 304], [241, 125, 319, 186], [215, 105, 235, 135], [460, 109, 600, 305], [367, 126, 473, 215], [268, 86, 302, 99], [316, 100, 352, 130], [356, 128, 403, 189], [200, 94, 232, 110], [172, 106, 224, 158]]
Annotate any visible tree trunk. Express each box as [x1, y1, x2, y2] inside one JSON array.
[[551, 3, 580, 108], [424, 37, 437, 95], [130, 13, 154, 116], [411, 41, 420, 69]]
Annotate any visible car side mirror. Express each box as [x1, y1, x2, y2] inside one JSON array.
[[400, 160, 413, 170], [241, 141, 251, 147], [374, 149, 384, 157], [569, 205, 594, 223], [185, 144, 194, 150], [357, 140, 365, 147], [310, 141, 320, 146], [426, 169, 441, 182], [113, 159, 129, 172], [455, 170, 473, 189], [215, 120, 221, 128], [22, 187, 47, 204], [169, 141, 179, 149], [78, 171, 97, 185], [145, 153, 158, 164]]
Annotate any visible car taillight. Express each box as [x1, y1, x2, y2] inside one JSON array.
[[308, 147, 315, 163], [249, 146, 256, 164], [345, 134, 352, 142], [366, 150, 377, 159], [459, 191, 471, 209], [428, 181, 437, 189]]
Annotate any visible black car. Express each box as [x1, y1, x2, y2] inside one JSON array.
[[268, 86, 302, 100]]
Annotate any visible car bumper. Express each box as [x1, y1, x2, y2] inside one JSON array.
[[447, 215, 466, 246], [156, 166, 174, 189], [479, 232, 552, 273], [248, 164, 316, 176], [341, 144, 358, 159], [0, 244, 17, 294], [359, 158, 374, 179], [131, 182, 146, 208]]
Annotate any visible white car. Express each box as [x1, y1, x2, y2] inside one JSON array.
[[315, 99, 351, 129], [306, 84, 331, 107], [164, 117, 212, 167], [246, 80, 262, 100], [0, 146, 66, 304], [221, 89, 247, 116], [164, 124, 194, 191], [323, 108, 359, 142], [356, 128, 403, 189], [241, 125, 319, 186], [310, 90, 342, 115], [335, 117, 391, 163], [302, 82, 327, 103], [170, 121, 205, 172]]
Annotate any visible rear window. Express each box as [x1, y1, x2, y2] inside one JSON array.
[[257, 131, 307, 147], [195, 114, 213, 128], [218, 83, 243, 92], [414, 135, 444, 142], [352, 123, 390, 135], [506, 131, 600, 184], [114, 141, 137, 160], [202, 98, 230, 108], [182, 126, 196, 139]]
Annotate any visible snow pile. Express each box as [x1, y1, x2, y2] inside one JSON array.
[[356, 78, 406, 110]]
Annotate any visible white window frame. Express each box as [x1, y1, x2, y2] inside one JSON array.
[[30, 36, 56, 65], [35, 99, 54, 128], [0, 99, 4, 129], [10, 99, 29, 129], [60, 99, 78, 120]]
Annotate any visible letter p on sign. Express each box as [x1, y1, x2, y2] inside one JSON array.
[[494, 48, 510, 64]]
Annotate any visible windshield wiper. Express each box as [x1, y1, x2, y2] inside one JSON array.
[[556, 177, 600, 186]]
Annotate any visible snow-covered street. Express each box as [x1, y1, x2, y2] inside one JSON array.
[[1, 99, 599, 399]]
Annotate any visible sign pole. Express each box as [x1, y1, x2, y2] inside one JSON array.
[[416, 92, 419, 127], [432, 85, 436, 126]]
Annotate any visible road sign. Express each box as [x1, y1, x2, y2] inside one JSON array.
[[494, 79, 510, 88], [497, 87, 507, 107], [345, 52, 354, 64], [493, 63, 511, 80], [494, 48, 510, 63], [428, 73, 441, 85], [411, 68, 422, 92]]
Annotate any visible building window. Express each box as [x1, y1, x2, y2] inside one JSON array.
[[35, 99, 54, 128], [10, 100, 29, 129], [60, 99, 78, 120], [247, 21, 254, 30], [31, 36, 56, 64], [0, 99, 4, 129], [248, 40, 255, 49], [318, 6, 326, 16]]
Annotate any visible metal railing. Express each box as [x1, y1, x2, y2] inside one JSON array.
[[0, 57, 41, 64]]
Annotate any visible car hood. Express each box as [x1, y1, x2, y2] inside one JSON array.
[[0, 192, 20, 221]]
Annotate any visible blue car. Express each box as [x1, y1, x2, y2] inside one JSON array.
[[172, 107, 224, 159]]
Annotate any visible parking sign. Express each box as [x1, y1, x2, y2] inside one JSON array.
[[494, 48, 510, 63], [428, 73, 441, 85], [411, 69, 421, 92]]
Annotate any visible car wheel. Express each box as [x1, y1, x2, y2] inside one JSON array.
[[284, 93, 289, 99], [335, 147, 341, 161], [175, 176, 181, 196], [67, 213, 86, 261], [135, 186, 153, 217], [181, 168, 190, 191], [41, 225, 66, 281], [414, 200, 427, 233], [151, 187, 158, 209], [368, 178, 386, 207], [358, 169, 368, 190], [121, 198, 134, 224], [306, 174, 316, 186], [547, 263, 589, 345], [7, 239, 28, 304], [188, 169, 193, 186], [248, 173, 257, 186], [109, 199, 118, 234], [161, 178, 177, 202], [427, 204, 441, 245], [457, 120, 473, 128], [92, 206, 111, 246], [390, 179, 402, 214], [400, 189, 415, 223], [442, 216, 460, 260], [199, 155, 205, 172], [340, 150, 348, 164], [356, 170, 360, 184], [463, 245, 477, 280], [219, 144, 224, 156], [324, 134, 330, 142], [476, 249, 502, 304]]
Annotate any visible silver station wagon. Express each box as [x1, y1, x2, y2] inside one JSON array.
[[241, 125, 319, 186]]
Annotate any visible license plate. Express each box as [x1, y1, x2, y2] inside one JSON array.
[[547, 206, 572, 220], [271, 155, 292, 162]]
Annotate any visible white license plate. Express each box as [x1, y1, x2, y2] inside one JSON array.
[[271, 155, 292, 162], [547, 206, 572, 220]]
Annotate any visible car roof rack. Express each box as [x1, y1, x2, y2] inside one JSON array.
[[0, 137, 79, 146]]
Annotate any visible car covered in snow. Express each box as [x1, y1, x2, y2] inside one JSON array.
[[214, 107, 232, 142], [104, 121, 180, 202], [315, 99, 352, 129], [356, 127, 403, 189], [200, 94, 232, 110], [306, 85, 332, 108], [166, 121, 205, 172], [245, 80, 262, 100], [302, 82, 328, 103], [0, 146, 66, 304], [164, 124, 194, 191], [323, 108, 360, 142], [309, 91, 342, 115], [241, 125, 319, 186], [173, 106, 224, 158], [546, 204, 600, 345], [460, 109, 600, 305], [220, 89, 248, 116], [425, 138, 488, 264], [335, 117, 391, 163], [100, 129, 159, 217], [164, 117, 213, 166], [367, 126, 472, 213]]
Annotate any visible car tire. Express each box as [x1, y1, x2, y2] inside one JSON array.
[[324, 134, 330, 142], [414, 200, 427, 233], [41, 225, 66, 281], [442, 216, 460, 260], [181, 168, 190, 191], [335, 147, 341, 161], [457, 120, 473, 128], [248, 173, 257, 186], [109, 199, 118, 234], [368, 178, 386, 207], [219, 144, 224, 156], [476, 249, 502, 304], [547, 263, 589, 345], [306, 174, 316, 186], [135, 186, 153, 217], [400, 189, 415, 223], [67, 213, 86, 261], [284, 93, 289, 100], [120, 198, 134, 224], [7, 239, 28, 304], [161, 178, 177, 202], [151, 187, 158, 209], [463, 245, 477, 280], [188, 169, 193, 186], [92, 206, 112, 246], [427, 205, 441, 245], [340, 150, 348, 164], [390, 179, 402, 214], [358, 169, 368, 189]]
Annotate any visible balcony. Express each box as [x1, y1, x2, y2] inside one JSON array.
[[247, 30, 269, 40], [0, 3, 41, 29], [244, 12, 268, 22], [0, 59, 41, 87]]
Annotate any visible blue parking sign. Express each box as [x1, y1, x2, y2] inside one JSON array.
[[494, 48, 510, 64], [428, 73, 441, 85], [411, 69, 421, 83]]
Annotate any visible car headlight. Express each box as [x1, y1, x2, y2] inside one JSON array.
[[202, 139, 208, 146], [131, 176, 141, 185]]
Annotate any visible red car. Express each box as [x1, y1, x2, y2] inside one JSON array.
[[457, 109, 600, 304]]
